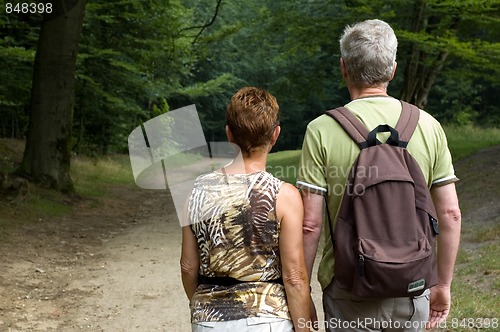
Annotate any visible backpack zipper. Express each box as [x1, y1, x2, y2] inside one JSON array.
[[358, 255, 365, 276]]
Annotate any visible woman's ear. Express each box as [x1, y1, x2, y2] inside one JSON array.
[[225, 125, 234, 143], [271, 126, 281, 146]]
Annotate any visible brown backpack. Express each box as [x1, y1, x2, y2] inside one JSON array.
[[325, 101, 439, 298]]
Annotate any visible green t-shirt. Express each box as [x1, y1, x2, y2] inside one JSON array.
[[297, 96, 458, 290]]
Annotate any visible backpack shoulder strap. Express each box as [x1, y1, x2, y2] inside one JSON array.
[[325, 107, 371, 149], [326, 101, 420, 149], [395, 101, 420, 148]]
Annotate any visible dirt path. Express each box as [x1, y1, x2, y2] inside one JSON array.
[[68, 192, 192, 332], [0, 185, 324, 332], [0, 187, 188, 331]]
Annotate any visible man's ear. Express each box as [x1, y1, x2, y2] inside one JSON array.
[[390, 62, 397, 80], [225, 125, 234, 143], [340, 58, 347, 79]]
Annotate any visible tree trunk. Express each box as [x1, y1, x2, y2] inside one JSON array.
[[400, 0, 426, 107], [400, 0, 456, 109], [413, 51, 449, 109], [17, 0, 87, 193]]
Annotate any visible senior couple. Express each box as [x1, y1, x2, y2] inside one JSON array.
[[180, 19, 461, 332]]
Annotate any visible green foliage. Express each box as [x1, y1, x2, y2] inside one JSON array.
[[391, 0, 500, 110], [431, 76, 482, 125], [176, 73, 238, 98], [1, 0, 499, 154], [152, 99, 170, 117], [73, 0, 192, 153], [0, 10, 39, 137]]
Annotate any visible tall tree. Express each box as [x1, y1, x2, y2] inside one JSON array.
[[397, 0, 499, 109], [17, 0, 87, 193]]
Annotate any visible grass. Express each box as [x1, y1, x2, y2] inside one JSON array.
[[70, 154, 134, 197], [27, 195, 73, 217], [450, 240, 499, 330], [0, 153, 135, 241], [266, 150, 302, 184], [475, 221, 500, 242], [0, 186, 73, 241], [444, 125, 500, 161]]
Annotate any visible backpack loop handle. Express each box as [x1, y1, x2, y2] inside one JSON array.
[[367, 124, 399, 147]]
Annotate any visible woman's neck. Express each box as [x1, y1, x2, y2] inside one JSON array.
[[222, 150, 268, 174]]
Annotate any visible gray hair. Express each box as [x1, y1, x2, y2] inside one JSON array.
[[339, 19, 398, 88]]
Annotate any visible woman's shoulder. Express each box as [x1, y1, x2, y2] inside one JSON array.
[[277, 182, 301, 203], [276, 182, 303, 225]]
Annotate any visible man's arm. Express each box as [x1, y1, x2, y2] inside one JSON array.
[[301, 190, 324, 278], [301, 190, 324, 331], [427, 183, 461, 329]]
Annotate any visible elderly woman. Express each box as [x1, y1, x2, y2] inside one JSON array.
[[181, 87, 311, 332]]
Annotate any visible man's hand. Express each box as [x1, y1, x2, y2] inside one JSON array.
[[426, 285, 451, 329]]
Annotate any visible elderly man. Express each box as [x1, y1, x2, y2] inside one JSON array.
[[297, 19, 461, 331]]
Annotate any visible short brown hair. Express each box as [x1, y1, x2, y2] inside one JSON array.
[[226, 87, 280, 155]]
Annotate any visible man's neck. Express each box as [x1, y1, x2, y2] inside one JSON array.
[[349, 86, 389, 100]]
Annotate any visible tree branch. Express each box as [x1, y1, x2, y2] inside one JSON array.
[[177, 0, 223, 44]]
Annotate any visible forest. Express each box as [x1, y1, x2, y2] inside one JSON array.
[[1, 0, 499, 192]]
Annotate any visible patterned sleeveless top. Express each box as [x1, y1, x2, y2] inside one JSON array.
[[187, 170, 290, 322]]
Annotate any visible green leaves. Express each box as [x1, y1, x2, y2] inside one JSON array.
[[1, 0, 498, 151], [177, 73, 238, 98]]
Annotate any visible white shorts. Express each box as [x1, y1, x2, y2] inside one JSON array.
[[323, 280, 430, 331], [192, 317, 293, 332]]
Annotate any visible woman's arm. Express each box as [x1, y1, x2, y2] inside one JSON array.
[[180, 225, 200, 301], [277, 183, 311, 332]]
